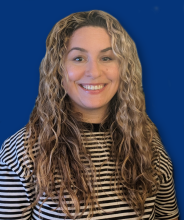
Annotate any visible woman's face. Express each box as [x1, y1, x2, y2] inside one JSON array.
[[63, 26, 120, 114]]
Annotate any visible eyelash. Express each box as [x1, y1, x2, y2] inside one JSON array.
[[102, 57, 112, 61], [74, 57, 84, 62], [73, 57, 112, 62]]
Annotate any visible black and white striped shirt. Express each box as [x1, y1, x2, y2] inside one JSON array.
[[0, 126, 179, 219]]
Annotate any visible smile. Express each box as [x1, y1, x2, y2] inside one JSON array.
[[80, 84, 106, 90]]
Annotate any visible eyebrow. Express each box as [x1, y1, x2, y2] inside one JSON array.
[[67, 47, 112, 54]]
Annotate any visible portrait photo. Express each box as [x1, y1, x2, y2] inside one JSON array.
[[0, 1, 183, 219]]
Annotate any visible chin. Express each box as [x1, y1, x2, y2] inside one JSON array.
[[83, 103, 106, 110]]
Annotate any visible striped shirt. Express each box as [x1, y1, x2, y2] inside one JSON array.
[[0, 126, 179, 219]]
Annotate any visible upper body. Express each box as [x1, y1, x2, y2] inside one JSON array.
[[0, 10, 179, 220], [0, 125, 179, 219]]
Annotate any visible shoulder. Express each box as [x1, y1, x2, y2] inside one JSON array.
[[151, 135, 173, 182], [0, 126, 33, 178], [151, 136, 180, 219]]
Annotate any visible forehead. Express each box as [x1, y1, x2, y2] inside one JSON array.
[[67, 26, 111, 49]]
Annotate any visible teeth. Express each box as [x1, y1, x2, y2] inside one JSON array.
[[82, 84, 105, 90]]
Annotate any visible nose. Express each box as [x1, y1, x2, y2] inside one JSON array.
[[85, 59, 101, 78]]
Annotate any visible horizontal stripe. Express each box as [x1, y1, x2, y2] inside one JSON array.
[[0, 127, 179, 220]]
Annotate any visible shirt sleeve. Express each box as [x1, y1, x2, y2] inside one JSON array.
[[0, 160, 33, 219], [153, 137, 179, 220], [0, 127, 35, 219], [155, 174, 179, 219]]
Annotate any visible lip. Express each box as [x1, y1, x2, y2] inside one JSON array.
[[79, 83, 107, 86], [78, 83, 108, 94]]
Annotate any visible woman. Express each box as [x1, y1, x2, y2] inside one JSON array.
[[0, 10, 179, 220]]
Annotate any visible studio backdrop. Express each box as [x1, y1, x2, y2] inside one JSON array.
[[0, 0, 183, 217]]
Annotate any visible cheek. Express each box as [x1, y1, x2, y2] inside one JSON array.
[[106, 66, 120, 82], [67, 66, 85, 82]]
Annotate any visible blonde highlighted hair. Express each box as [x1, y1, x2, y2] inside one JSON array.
[[25, 10, 161, 219]]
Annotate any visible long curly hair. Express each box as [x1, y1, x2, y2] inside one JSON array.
[[25, 10, 162, 219]]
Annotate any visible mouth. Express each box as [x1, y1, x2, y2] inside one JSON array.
[[79, 84, 107, 91]]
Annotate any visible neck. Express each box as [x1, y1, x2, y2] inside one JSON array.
[[72, 103, 109, 124]]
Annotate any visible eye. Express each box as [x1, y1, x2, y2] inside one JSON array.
[[102, 57, 112, 61], [73, 57, 84, 62]]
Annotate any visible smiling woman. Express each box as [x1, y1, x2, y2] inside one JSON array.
[[63, 27, 120, 123], [0, 10, 179, 220]]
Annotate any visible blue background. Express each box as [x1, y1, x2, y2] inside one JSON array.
[[0, 0, 183, 218]]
